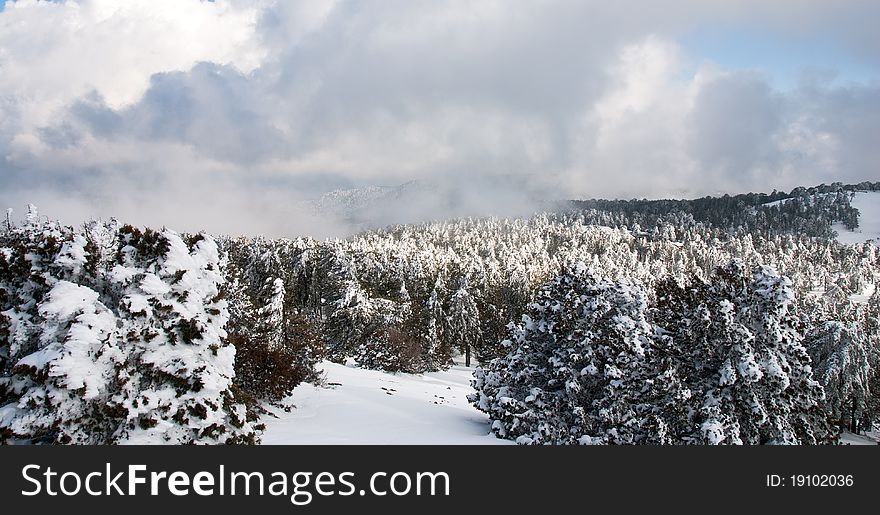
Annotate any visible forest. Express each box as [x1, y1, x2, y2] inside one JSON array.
[[1, 181, 878, 444]]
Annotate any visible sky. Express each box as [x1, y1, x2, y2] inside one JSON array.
[[1, 0, 878, 237]]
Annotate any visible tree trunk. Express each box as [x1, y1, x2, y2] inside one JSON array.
[[465, 345, 471, 367], [851, 397, 857, 434]]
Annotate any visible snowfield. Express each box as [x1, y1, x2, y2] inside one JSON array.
[[840, 431, 880, 445], [834, 191, 880, 246], [260, 361, 511, 445]]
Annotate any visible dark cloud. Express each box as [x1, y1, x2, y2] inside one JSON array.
[[70, 63, 287, 164], [688, 74, 783, 180]]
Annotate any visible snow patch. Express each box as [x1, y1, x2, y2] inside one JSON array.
[[260, 361, 510, 445], [834, 191, 880, 246]]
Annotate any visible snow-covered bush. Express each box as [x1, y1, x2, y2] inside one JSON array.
[[0, 219, 257, 444]]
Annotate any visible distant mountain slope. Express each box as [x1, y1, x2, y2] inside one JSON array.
[[310, 178, 552, 232], [313, 186, 396, 221]]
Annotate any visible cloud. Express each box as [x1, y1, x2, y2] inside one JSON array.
[[1, 0, 878, 236], [70, 63, 288, 164], [687, 72, 784, 187], [0, 0, 265, 123]]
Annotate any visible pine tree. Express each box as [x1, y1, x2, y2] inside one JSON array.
[[470, 264, 657, 444], [447, 281, 481, 367], [101, 228, 256, 444], [423, 276, 453, 370], [655, 261, 835, 444], [222, 240, 323, 404], [473, 260, 837, 445]]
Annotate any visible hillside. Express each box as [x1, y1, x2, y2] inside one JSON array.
[[834, 191, 880, 246]]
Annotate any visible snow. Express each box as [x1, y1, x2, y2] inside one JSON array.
[[840, 431, 880, 445], [834, 191, 880, 246], [701, 419, 725, 445], [260, 360, 511, 445], [38, 281, 100, 320], [54, 235, 88, 274], [850, 283, 876, 304], [139, 273, 171, 297]]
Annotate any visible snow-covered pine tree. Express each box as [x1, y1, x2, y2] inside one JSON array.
[[864, 291, 880, 431], [0, 212, 117, 443], [477, 277, 531, 364], [470, 264, 659, 444], [655, 261, 835, 444], [474, 260, 837, 445], [446, 281, 481, 367], [221, 237, 323, 403], [806, 320, 874, 433], [0, 280, 123, 443], [423, 276, 453, 371], [352, 282, 425, 373], [261, 277, 286, 350]]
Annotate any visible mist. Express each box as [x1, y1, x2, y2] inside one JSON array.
[[1, 1, 878, 237]]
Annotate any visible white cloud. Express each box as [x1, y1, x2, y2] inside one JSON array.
[[0, 0, 265, 125], [0, 0, 878, 236]]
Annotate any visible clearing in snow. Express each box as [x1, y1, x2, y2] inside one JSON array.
[[260, 361, 511, 445], [835, 191, 880, 245]]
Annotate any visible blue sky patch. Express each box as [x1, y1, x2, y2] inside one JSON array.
[[681, 24, 879, 89]]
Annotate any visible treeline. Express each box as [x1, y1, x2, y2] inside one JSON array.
[[570, 181, 878, 238], [1, 181, 879, 444]]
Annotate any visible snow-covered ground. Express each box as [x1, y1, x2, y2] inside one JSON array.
[[834, 191, 880, 246], [840, 431, 880, 445], [260, 361, 511, 445], [849, 283, 876, 304]]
